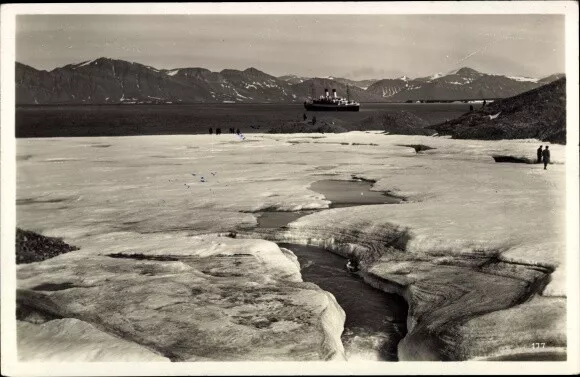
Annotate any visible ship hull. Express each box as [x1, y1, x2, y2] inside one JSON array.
[[304, 103, 360, 112]]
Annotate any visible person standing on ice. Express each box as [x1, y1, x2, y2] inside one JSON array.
[[537, 145, 543, 163], [542, 146, 551, 170]]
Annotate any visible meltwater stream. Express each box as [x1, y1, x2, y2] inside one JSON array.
[[309, 179, 401, 208], [255, 179, 407, 360], [256, 179, 401, 229], [280, 243, 407, 361]]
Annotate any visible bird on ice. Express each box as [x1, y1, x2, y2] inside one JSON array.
[[488, 112, 501, 120]]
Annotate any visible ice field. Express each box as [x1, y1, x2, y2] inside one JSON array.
[[15, 132, 567, 361]]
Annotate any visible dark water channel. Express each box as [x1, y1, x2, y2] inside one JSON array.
[[256, 210, 316, 229], [256, 179, 401, 229], [280, 243, 407, 361], [310, 179, 401, 208], [255, 179, 407, 360]]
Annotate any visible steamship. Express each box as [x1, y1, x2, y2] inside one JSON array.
[[304, 86, 360, 112]]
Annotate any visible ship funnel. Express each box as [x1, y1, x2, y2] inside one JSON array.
[[325, 88, 329, 97], [332, 89, 337, 98]]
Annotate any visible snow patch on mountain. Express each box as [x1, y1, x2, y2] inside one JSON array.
[[278, 75, 308, 84], [380, 86, 403, 98], [74, 60, 96, 69], [428, 73, 444, 81], [508, 76, 539, 83], [166, 69, 180, 77], [233, 89, 248, 99], [445, 77, 474, 85]]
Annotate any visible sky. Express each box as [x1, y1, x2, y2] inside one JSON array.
[[16, 14, 565, 80]]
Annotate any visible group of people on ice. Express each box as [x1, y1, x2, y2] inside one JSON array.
[[537, 145, 551, 170], [209, 127, 241, 135]]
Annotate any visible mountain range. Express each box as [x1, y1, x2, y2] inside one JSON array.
[[16, 58, 564, 105], [365, 68, 563, 102]]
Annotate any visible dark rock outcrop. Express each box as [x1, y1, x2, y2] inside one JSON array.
[[16, 228, 79, 264], [429, 78, 566, 144], [355, 111, 433, 135], [397, 144, 437, 153], [268, 119, 348, 134], [491, 155, 534, 164]]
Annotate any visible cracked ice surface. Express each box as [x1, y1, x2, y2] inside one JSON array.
[[16, 132, 566, 361], [17, 231, 346, 361]]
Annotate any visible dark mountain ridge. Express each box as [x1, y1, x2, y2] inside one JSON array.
[[366, 67, 548, 102], [16, 58, 564, 105]]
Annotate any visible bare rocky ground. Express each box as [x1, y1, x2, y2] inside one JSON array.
[[429, 78, 566, 144], [15, 132, 566, 362], [16, 228, 79, 264]]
